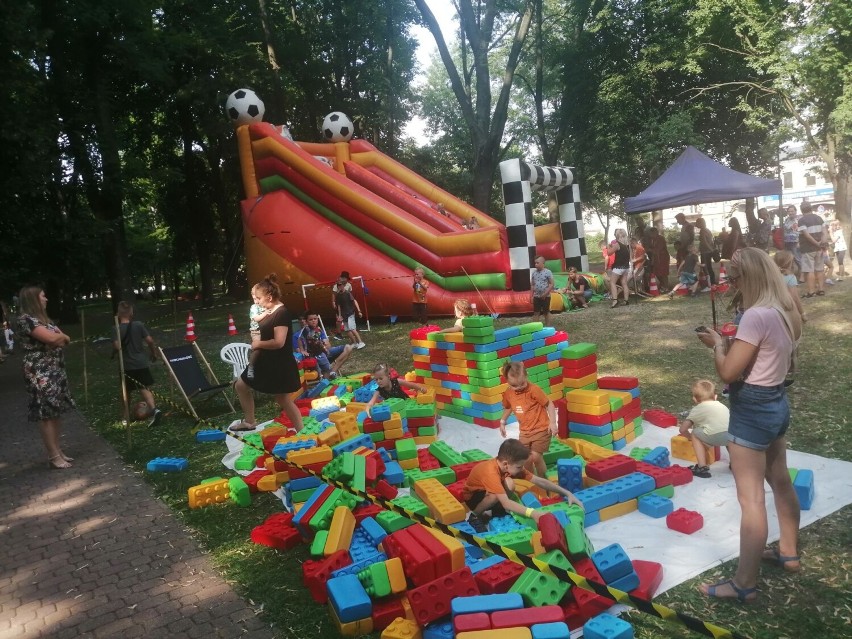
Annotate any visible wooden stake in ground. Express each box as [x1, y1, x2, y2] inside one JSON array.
[[113, 315, 132, 448]]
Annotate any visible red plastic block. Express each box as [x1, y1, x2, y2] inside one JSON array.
[[643, 409, 677, 428], [250, 513, 301, 550], [562, 354, 597, 370], [365, 452, 386, 483], [491, 604, 564, 629], [560, 600, 590, 629], [545, 330, 570, 345], [554, 398, 569, 439], [473, 558, 526, 594], [384, 527, 436, 586], [539, 496, 562, 506], [585, 455, 636, 482], [565, 363, 597, 379], [572, 585, 612, 619], [566, 411, 611, 427], [408, 566, 480, 625], [371, 596, 406, 632], [362, 418, 384, 434], [373, 479, 399, 500], [286, 461, 328, 480], [417, 448, 442, 470], [634, 462, 674, 488], [597, 376, 639, 390], [572, 557, 603, 584], [407, 417, 435, 428], [243, 469, 272, 493], [623, 398, 642, 421], [301, 549, 351, 603], [454, 612, 491, 633], [446, 480, 467, 503], [407, 524, 453, 577], [352, 503, 385, 525], [450, 461, 479, 482], [666, 508, 704, 534], [538, 513, 569, 557], [668, 464, 694, 487], [630, 559, 664, 601]]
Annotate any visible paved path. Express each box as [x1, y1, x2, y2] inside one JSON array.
[[0, 356, 274, 639]]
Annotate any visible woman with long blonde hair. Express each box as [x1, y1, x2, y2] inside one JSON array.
[[696, 249, 803, 602]]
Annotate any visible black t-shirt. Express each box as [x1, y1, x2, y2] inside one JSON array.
[[682, 253, 699, 273], [334, 285, 355, 317], [798, 213, 824, 252]]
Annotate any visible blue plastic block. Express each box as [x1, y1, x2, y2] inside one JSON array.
[[382, 461, 404, 485], [557, 458, 584, 493], [612, 472, 657, 502], [608, 570, 640, 593], [584, 510, 601, 527], [551, 510, 570, 527], [288, 475, 323, 493], [326, 574, 372, 622], [359, 517, 387, 546], [612, 437, 627, 451], [376, 447, 393, 463], [306, 378, 330, 399], [521, 492, 542, 508], [591, 543, 633, 583], [583, 613, 634, 639], [423, 618, 455, 639], [334, 384, 349, 397], [532, 622, 571, 639], [490, 515, 527, 533], [462, 541, 485, 561], [271, 439, 316, 459], [637, 494, 674, 518], [331, 552, 388, 578], [292, 485, 334, 531], [793, 469, 815, 510], [332, 433, 375, 456], [195, 429, 226, 443], [642, 446, 671, 468], [467, 554, 506, 575], [146, 457, 188, 472], [370, 404, 392, 422], [451, 592, 524, 617], [573, 484, 618, 513], [349, 533, 383, 563], [451, 520, 479, 537]]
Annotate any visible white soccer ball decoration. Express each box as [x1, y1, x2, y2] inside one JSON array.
[[225, 89, 265, 126], [321, 111, 354, 142]]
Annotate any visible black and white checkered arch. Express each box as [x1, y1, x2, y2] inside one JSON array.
[[499, 160, 588, 286]]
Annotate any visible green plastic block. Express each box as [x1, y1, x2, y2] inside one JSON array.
[[234, 449, 262, 471], [309, 530, 329, 557], [536, 549, 575, 573], [653, 484, 674, 499], [462, 316, 495, 328], [611, 418, 625, 431], [375, 510, 414, 533], [390, 495, 430, 517], [200, 476, 224, 484], [460, 334, 494, 345], [309, 488, 359, 533], [534, 344, 559, 357], [580, 382, 599, 391], [565, 517, 593, 559], [542, 439, 575, 465], [395, 438, 418, 460], [292, 487, 322, 503], [608, 397, 623, 411], [634, 423, 644, 437], [788, 468, 799, 482], [404, 403, 436, 418], [228, 477, 251, 507], [517, 322, 544, 335], [462, 449, 491, 462], [509, 568, 570, 607], [428, 441, 466, 466], [352, 454, 367, 493], [416, 426, 437, 437], [462, 326, 496, 338], [629, 447, 652, 461], [404, 467, 457, 486], [562, 343, 597, 359], [508, 333, 534, 347], [486, 529, 536, 554], [340, 453, 356, 480], [467, 351, 499, 363], [358, 562, 392, 598]]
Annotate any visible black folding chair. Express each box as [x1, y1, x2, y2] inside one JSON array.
[[159, 342, 235, 420]]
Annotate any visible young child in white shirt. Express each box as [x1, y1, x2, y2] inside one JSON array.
[[679, 379, 730, 478]]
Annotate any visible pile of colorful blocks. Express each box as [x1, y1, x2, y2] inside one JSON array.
[[558, 373, 643, 451]]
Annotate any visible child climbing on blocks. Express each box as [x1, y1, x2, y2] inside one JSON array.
[[439, 298, 474, 334], [364, 363, 428, 413], [678, 379, 730, 478], [499, 361, 556, 477], [245, 284, 270, 380], [462, 439, 583, 532]]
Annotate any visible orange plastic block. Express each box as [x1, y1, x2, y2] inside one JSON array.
[[599, 498, 638, 521], [324, 505, 356, 556], [260, 425, 289, 440], [385, 557, 408, 594], [275, 434, 319, 447], [413, 478, 466, 524], [343, 401, 370, 414], [564, 389, 611, 407], [256, 472, 289, 492], [611, 427, 626, 442], [288, 445, 333, 466], [512, 479, 547, 499], [329, 602, 374, 637], [423, 527, 466, 570], [563, 373, 598, 389], [671, 434, 718, 463], [336, 418, 361, 442], [316, 427, 341, 447], [381, 616, 422, 639], [560, 438, 614, 461], [530, 531, 545, 555], [413, 435, 438, 445], [457, 629, 532, 639], [399, 457, 420, 470], [383, 428, 405, 440], [188, 478, 230, 509], [383, 415, 403, 431]]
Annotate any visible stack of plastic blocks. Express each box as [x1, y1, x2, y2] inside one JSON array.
[[411, 319, 569, 428], [597, 376, 643, 446]]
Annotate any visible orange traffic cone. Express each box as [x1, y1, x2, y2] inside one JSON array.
[[185, 312, 197, 342], [648, 273, 660, 297], [227, 314, 238, 336], [719, 263, 728, 283]]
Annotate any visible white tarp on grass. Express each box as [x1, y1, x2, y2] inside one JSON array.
[[223, 416, 852, 595]]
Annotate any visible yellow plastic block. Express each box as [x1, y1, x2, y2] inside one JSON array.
[[342, 401, 370, 415], [444, 350, 468, 360], [404, 371, 418, 381], [399, 596, 415, 622], [275, 434, 319, 447], [413, 478, 466, 524], [512, 479, 547, 499], [547, 391, 563, 401], [399, 457, 419, 470], [560, 438, 615, 461], [383, 415, 403, 430], [383, 428, 405, 440], [563, 373, 599, 389], [410, 339, 435, 349], [447, 365, 472, 376], [671, 434, 717, 463], [412, 354, 430, 364], [288, 445, 333, 466], [188, 479, 230, 509], [324, 505, 356, 556], [311, 395, 341, 411], [413, 435, 438, 445], [611, 427, 626, 442], [304, 370, 320, 382], [424, 377, 443, 388], [564, 389, 611, 407], [530, 531, 545, 555], [457, 629, 532, 639], [329, 602, 374, 637], [422, 527, 465, 571], [256, 472, 289, 492], [477, 383, 507, 396], [316, 426, 341, 447], [600, 498, 638, 521], [564, 401, 610, 417], [259, 425, 289, 440], [385, 557, 408, 594], [336, 418, 361, 442], [625, 430, 636, 444], [416, 390, 435, 405], [547, 360, 561, 369], [442, 332, 466, 343], [583, 476, 601, 487], [381, 616, 421, 639], [351, 446, 373, 457]]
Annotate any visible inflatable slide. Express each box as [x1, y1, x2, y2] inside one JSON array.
[[236, 123, 568, 317]]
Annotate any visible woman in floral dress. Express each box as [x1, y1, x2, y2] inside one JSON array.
[[15, 286, 75, 468]]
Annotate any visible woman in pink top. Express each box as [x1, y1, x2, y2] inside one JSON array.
[[696, 248, 803, 603]]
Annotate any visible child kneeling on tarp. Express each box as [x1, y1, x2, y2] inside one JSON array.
[[461, 439, 583, 532]]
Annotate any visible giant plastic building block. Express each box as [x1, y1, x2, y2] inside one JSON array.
[[666, 508, 704, 534], [381, 616, 422, 639], [413, 478, 467, 524], [583, 613, 634, 639], [793, 468, 815, 510], [591, 543, 633, 584], [642, 409, 677, 428], [637, 494, 674, 519], [187, 478, 230, 509], [629, 559, 664, 600], [407, 566, 480, 626], [146, 457, 189, 473], [324, 505, 356, 556], [530, 622, 570, 639], [585, 455, 636, 482], [195, 429, 227, 443], [537, 513, 569, 558], [327, 573, 373, 623], [450, 592, 524, 617], [473, 560, 526, 595], [490, 605, 564, 629], [556, 458, 583, 494], [301, 549, 351, 604], [509, 568, 570, 607], [250, 513, 302, 551]]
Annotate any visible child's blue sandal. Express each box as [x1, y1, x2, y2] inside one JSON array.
[[762, 548, 801, 572], [701, 579, 757, 604]]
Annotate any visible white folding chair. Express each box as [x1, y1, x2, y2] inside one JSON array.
[[220, 342, 251, 380]]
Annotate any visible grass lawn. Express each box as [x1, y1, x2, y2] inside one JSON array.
[[62, 275, 851, 639]]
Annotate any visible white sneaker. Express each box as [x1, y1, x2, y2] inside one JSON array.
[[355, 342, 366, 350], [825, 279, 834, 285], [701, 287, 711, 293]]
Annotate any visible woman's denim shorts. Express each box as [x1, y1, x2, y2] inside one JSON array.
[[728, 381, 790, 450]]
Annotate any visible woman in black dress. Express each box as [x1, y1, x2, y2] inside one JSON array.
[[232, 274, 303, 432]]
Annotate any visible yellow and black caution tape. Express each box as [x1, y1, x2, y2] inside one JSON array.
[[148, 390, 749, 639]]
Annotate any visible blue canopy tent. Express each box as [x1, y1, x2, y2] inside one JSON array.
[[624, 146, 782, 214]]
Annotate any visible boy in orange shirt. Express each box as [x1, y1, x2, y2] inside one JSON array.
[[499, 361, 555, 476], [462, 439, 583, 532]]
